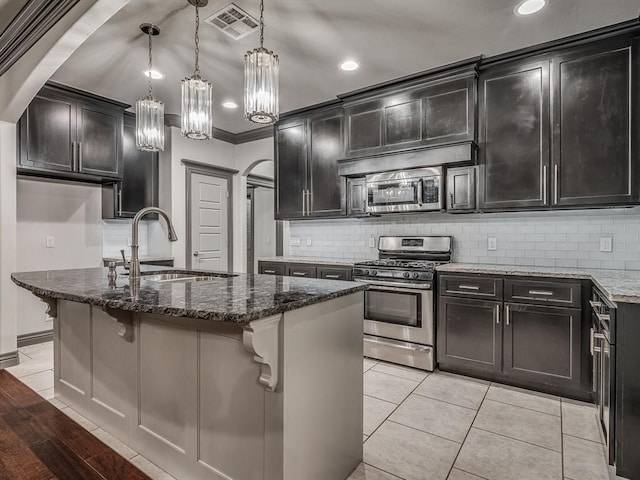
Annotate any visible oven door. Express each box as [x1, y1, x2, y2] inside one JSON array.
[[358, 280, 433, 345], [366, 179, 422, 213]]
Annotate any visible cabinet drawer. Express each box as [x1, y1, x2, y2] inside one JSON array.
[[439, 275, 503, 300], [504, 279, 581, 308], [259, 263, 285, 276], [285, 264, 317, 278], [318, 266, 352, 281]]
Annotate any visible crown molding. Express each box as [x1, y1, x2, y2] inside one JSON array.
[[164, 114, 273, 145]]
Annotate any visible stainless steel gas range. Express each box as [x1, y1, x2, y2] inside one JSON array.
[[353, 236, 452, 371]]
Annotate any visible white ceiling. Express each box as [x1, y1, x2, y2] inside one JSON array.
[[51, 0, 640, 134]]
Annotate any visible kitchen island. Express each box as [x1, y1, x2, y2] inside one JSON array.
[[11, 267, 366, 480]]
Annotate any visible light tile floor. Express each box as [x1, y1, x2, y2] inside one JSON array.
[[7, 342, 610, 480]]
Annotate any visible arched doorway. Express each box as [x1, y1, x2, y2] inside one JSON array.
[[242, 159, 280, 273]]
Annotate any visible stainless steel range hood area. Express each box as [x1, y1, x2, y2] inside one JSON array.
[[338, 141, 476, 177]]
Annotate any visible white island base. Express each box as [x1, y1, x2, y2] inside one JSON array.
[[48, 293, 364, 480]]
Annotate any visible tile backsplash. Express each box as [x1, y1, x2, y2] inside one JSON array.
[[287, 208, 640, 270], [102, 219, 148, 258]]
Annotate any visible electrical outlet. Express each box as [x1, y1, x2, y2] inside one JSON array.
[[306, 237, 312, 246], [289, 237, 301, 247], [45, 236, 55, 248], [368, 237, 376, 248], [600, 237, 613, 252], [488, 237, 497, 251]]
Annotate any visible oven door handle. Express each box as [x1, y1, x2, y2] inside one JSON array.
[[355, 279, 431, 291]]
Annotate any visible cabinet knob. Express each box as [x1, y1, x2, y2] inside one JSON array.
[[193, 251, 199, 257]]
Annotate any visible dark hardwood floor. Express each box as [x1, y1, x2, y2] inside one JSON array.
[[0, 370, 151, 480]]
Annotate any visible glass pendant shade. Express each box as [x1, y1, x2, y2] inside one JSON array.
[[136, 96, 164, 151], [181, 76, 213, 140], [244, 47, 279, 124]]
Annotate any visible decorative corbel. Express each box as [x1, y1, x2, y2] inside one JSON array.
[[242, 315, 281, 391], [35, 295, 57, 322], [102, 307, 134, 342]]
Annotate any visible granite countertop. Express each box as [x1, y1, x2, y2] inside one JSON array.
[[436, 263, 640, 304], [258, 256, 362, 267], [11, 267, 366, 323]]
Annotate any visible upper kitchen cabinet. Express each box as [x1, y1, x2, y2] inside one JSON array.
[[551, 36, 639, 207], [275, 106, 346, 220], [343, 74, 476, 159], [478, 59, 550, 210], [18, 82, 126, 183], [102, 113, 158, 219]]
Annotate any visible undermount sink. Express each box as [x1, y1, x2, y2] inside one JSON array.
[[141, 273, 232, 283]]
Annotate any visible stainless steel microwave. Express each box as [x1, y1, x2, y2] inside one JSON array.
[[365, 167, 443, 213]]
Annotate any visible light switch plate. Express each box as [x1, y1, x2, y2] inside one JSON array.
[[306, 237, 312, 246], [368, 237, 376, 248], [488, 238, 497, 251], [45, 236, 55, 248], [289, 237, 301, 247], [600, 237, 613, 252]]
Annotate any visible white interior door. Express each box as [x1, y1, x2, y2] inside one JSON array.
[[190, 172, 229, 272]]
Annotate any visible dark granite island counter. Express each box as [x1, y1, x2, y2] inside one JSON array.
[[12, 268, 366, 480]]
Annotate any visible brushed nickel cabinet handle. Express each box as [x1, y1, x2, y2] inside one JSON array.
[[458, 285, 480, 291], [496, 305, 500, 324], [325, 274, 341, 279], [118, 188, 123, 216], [292, 272, 307, 276], [71, 141, 76, 170], [505, 305, 510, 326], [77, 142, 82, 171], [529, 290, 553, 296], [543, 165, 548, 203], [553, 164, 558, 203], [264, 269, 277, 274], [590, 327, 594, 355]]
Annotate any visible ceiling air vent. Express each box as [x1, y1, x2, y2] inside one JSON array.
[[204, 3, 259, 40]]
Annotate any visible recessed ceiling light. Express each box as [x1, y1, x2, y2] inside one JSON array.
[[340, 60, 359, 71], [222, 101, 238, 109], [515, 0, 546, 16], [142, 69, 165, 80]]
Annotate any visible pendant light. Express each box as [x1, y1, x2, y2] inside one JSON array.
[[136, 23, 164, 152], [244, 0, 279, 124], [181, 0, 213, 140]]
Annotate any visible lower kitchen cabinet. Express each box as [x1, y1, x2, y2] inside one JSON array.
[[438, 296, 502, 374], [437, 273, 590, 398], [503, 303, 582, 390], [258, 260, 352, 281]]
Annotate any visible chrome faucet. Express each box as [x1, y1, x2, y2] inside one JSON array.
[[130, 207, 178, 280]]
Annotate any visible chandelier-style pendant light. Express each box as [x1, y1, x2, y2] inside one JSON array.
[[244, 0, 279, 124], [181, 0, 213, 140], [136, 23, 164, 152]]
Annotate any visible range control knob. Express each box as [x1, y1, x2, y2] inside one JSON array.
[[362, 270, 369, 276], [412, 272, 420, 279], [403, 272, 410, 278], [371, 270, 378, 276]]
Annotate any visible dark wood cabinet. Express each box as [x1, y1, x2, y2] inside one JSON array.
[[503, 303, 582, 390], [478, 60, 550, 210], [18, 83, 125, 182], [347, 177, 367, 216], [344, 75, 476, 159], [446, 166, 476, 211], [259, 262, 286, 276], [275, 119, 307, 219], [318, 266, 352, 281], [258, 260, 353, 281], [308, 109, 346, 217], [103, 113, 158, 219], [437, 272, 590, 398], [438, 296, 502, 374], [285, 264, 317, 278], [552, 38, 638, 206], [275, 107, 345, 220]]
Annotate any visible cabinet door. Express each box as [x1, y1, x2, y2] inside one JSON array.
[[18, 87, 76, 172], [552, 38, 636, 206], [275, 119, 307, 219], [76, 99, 122, 178], [437, 296, 502, 374], [446, 166, 476, 211], [308, 108, 345, 216], [344, 99, 383, 158], [479, 60, 550, 209], [422, 76, 475, 146], [317, 266, 352, 281], [503, 303, 581, 390], [347, 177, 367, 216], [119, 113, 158, 216]]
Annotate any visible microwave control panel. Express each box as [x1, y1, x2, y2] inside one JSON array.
[[422, 178, 440, 204]]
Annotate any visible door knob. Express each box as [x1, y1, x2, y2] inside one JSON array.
[[193, 251, 199, 257]]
